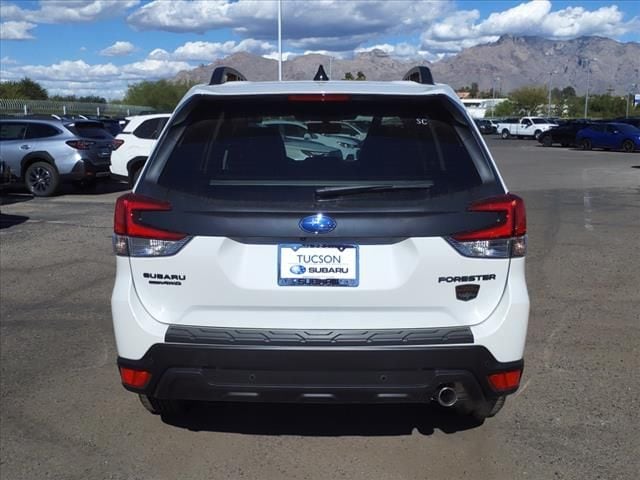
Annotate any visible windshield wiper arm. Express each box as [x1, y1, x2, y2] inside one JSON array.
[[315, 182, 434, 199]]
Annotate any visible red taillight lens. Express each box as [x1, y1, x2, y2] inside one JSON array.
[[66, 140, 95, 150], [119, 367, 151, 388], [288, 94, 350, 102], [112, 139, 125, 150], [488, 369, 522, 391], [114, 193, 185, 240], [452, 193, 526, 241]]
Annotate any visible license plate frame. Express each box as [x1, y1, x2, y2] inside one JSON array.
[[278, 244, 359, 287]]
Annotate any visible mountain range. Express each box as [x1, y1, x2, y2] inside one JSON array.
[[174, 35, 640, 95]]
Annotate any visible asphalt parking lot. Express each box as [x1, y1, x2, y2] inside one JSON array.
[[1, 138, 639, 480]]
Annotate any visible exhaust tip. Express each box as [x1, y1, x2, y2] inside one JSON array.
[[436, 386, 458, 407]]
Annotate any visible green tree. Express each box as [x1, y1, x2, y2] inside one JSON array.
[[561, 86, 576, 98], [0, 77, 48, 99], [123, 79, 196, 111], [356, 71, 366, 81], [509, 86, 547, 115], [469, 82, 479, 98], [493, 100, 517, 117], [343, 72, 354, 80]]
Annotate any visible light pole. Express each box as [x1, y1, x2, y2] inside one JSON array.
[[491, 76, 500, 118], [277, 0, 282, 81], [547, 71, 555, 118], [628, 83, 638, 118], [583, 58, 596, 119]]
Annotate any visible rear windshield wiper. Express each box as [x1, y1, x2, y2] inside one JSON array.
[[315, 182, 434, 200]]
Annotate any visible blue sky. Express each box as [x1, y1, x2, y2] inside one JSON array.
[[1, 0, 639, 99]]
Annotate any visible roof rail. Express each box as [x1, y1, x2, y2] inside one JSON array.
[[402, 66, 434, 85], [209, 66, 247, 85], [314, 65, 329, 81]]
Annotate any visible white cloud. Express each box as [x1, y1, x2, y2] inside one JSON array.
[[127, 0, 450, 51], [148, 48, 171, 60], [0, 21, 36, 40], [262, 51, 295, 61], [1, 0, 140, 24], [0, 53, 195, 100], [100, 41, 136, 57], [172, 39, 274, 61], [420, 0, 639, 54], [120, 59, 192, 79], [1, 56, 19, 65]]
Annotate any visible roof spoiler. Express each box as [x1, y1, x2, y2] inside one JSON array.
[[209, 66, 247, 85], [402, 66, 434, 85]]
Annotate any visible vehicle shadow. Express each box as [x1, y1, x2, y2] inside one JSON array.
[[56, 179, 130, 196], [0, 213, 29, 229], [0, 192, 33, 206], [162, 402, 484, 436]]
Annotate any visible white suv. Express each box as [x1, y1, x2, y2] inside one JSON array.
[[110, 114, 170, 186], [111, 66, 529, 421]]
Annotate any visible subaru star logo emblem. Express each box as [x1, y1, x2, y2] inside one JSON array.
[[299, 214, 336, 234], [290, 265, 306, 275]]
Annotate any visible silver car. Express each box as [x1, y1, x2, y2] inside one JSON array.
[[0, 118, 113, 196]]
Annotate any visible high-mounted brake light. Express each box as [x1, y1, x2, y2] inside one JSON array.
[[119, 367, 151, 388], [446, 193, 527, 258], [288, 94, 350, 102], [113, 193, 190, 257]]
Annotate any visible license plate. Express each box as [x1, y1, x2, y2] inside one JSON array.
[[278, 244, 359, 287]]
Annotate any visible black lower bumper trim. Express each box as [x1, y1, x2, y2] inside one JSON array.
[[118, 344, 523, 404]]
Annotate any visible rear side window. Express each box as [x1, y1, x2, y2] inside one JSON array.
[[133, 118, 168, 139], [25, 123, 60, 139], [0, 122, 27, 141], [66, 122, 112, 139], [151, 95, 497, 204]]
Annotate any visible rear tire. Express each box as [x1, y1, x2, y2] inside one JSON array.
[[139, 395, 188, 417], [501, 129, 510, 139], [580, 139, 592, 151], [25, 161, 59, 197], [542, 136, 552, 147], [622, 140, 635, 153]]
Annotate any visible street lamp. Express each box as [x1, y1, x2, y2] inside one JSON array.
[[583, 58, 597, 119], [491, 76, 500, 118], [627, 83, 638, 118], [547, 71, 556, 118]]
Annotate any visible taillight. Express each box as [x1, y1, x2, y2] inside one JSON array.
[[112, 138, 125, 150], [119, 367, 151, 388], [113, 193, 190, 257], [66, 140, 95, 150], [446, 193, 527, 258], [488, 369, 522, 391]]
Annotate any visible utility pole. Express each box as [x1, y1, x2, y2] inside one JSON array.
[[628, 83, 638, 118], [583, 58, 596, 119], [277, 0, 282, 81], [547, 71, 554, 118], [491, 76, 500, 118]]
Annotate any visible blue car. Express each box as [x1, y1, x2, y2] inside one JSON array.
[[576, 122, 640, 153]]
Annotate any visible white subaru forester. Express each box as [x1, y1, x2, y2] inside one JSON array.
[[111, 66, 529, 421]]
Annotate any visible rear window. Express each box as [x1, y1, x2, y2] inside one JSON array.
[[150, 95, 497, 204], [65, 121, 112, 139], [133, 117, 168, 139]]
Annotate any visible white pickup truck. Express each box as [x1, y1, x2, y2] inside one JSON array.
[[496, 117, 558, 140]]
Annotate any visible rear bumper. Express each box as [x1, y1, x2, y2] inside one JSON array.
[[61, 159, 111, 181], [118, 344, 523, 404]]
